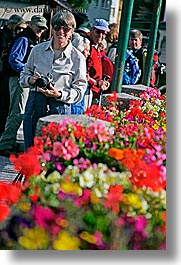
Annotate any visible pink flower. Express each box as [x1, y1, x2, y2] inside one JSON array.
[[85, 123, 110, 143], [140, 91, 150, 101], [135, 216, 147, 234], [33, 205, 54, 229], [94, 232, 105, 247], [52, 141, 64, 157], [52, 139, 79, 160], [74, 189, 91, 207], [63, 138, 79, 160]]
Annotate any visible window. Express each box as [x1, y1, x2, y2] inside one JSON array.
[[101, 0, 110, 9], [110, 7, 115, 17]]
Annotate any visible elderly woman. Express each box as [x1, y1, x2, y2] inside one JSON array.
[[71, 34, 93, 114]]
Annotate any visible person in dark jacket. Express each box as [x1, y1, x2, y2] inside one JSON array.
[[128, 29, 147, 84], [0, 15, 48, 157], [128, 29, 161, 87], [0, 15, 25, 138], [107, 40, 141, 85]]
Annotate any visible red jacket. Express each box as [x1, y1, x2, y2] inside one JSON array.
[[87, 45, 114, 98], [87, 45, 103, 97]]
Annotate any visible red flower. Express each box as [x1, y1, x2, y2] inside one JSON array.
[[0, 182, 21, 204], [124, 158, 166, 191], [73, 124, 85, 139], [29, 194, 39, 203], [106, 91, 117, 103], [104, 185, 123, 213], [10, 147, 42, 178], [85, 105, 113, 122], [160, 212, 166, 235], [0, 182, 22, 222], [0, 203, 11, 222]]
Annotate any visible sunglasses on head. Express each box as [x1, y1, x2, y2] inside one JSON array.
[[53, 23, 72, 33], [95, 29, 107, 35]]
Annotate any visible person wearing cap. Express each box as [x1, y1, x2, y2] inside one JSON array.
[[0, 15, 48, 157], [20, 11, 87, 151], [0, 15, 25, 139], [87, 18, 111, 101]]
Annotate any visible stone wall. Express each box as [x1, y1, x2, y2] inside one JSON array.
[[36, 114, 114, 137]]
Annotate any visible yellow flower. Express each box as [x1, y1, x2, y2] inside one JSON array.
[[53, 230, 80, 250], [162, 124, 166, 131], [18, 226, 49, 250], [123, 193, 142, 209], [17, 201, 31, 212], [60, 180, 82, 196], [80, 231, 96, 244], [152, 120, 160, 130], [90, 191, 100, 204]]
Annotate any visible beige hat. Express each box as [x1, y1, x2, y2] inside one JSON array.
[[31, 15, 48, 30]]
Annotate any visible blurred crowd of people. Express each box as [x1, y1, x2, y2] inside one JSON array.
[[0, 10, 161, 157]]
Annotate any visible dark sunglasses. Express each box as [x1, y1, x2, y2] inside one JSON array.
[[53, 23, 72, 33], [16, 27, 25, 31], [35, 26, 46, 32], [95, 29, 107, 35]]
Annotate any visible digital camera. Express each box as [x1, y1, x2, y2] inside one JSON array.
[[36, 73, 54, 90], [103, 75, 110, 82]]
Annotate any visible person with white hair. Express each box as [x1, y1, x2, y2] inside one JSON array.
[[75, 26, 90, 38], [71, 34, 93, 113], [72, 34, 90, 58]]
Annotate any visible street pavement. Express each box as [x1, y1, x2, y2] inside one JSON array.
[[0, 123, 24, 183], [0, 156, 17, 183]]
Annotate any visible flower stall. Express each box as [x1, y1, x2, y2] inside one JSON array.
[[0, 87, 166, 250]]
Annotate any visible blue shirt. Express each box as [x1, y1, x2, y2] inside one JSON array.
[[9, 37, 29, 73]]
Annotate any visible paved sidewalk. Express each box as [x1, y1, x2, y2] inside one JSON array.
[[0, 156, 18, 183], [0, 123, 24, 183]]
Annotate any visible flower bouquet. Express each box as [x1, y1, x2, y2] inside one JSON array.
[[0, 87, 166, 250]]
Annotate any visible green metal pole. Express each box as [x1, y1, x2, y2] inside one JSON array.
[[111, 0, 135, 93], [142, 0, 163, 86]]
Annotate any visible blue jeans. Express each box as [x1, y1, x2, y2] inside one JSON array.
[[23, 91, 71, 151]]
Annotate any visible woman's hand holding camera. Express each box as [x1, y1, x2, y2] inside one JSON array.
[[38, 83, 62, 98], [28, 72, 62, 98], [28, 72, 41, 85]]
